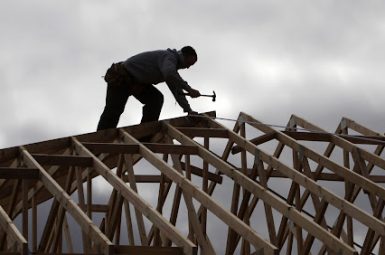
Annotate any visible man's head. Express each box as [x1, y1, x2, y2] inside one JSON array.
[[180, 46, 197, 69]]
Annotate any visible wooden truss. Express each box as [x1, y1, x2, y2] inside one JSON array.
[[0, 111, 385, 254]]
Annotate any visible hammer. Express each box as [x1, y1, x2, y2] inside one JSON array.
[[182, 90, 216, 102]]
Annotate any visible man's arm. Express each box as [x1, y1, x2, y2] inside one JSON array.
[[165, 77, 194, 112], [161, 56, 200, 112]]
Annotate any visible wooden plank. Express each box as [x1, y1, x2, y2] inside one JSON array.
[[290, 114, 385, 181], [231, 132, 276, 154], [201, 137, 209, 237], [0, 206, 28, 255], [176, 127, 228, 138], [123, 200, 135, 245], [226, 123, 245, 255], [52, 167, 75, 253], [167, 147, 215, 254], [22, 180, 28, 245], [75, 167, 90, 251], [289, 115, 385, 245], [232, 131, 385, 154], [0, 179, 21, 249], [240, 112, 385, 204], [82, 143, 139, 154], [83, 204, 109, 213], [229, 115, 385, 237], [122, 154, 148, 245], [283, 131, 385, 145], [342, 117, 383, 137], [257, 158, 277, 246], [129, 175, 169, 183], [85, 142, 199, 156], [235, 169, 385, 183], [32, 187, 37, 252], [0, 167, 39, 179], [20, 147, 114, 255], [114, 245, 186, 255], [71, 137, 197, 255], [143, 143, 199, 155], [128, 126, 279, 254], [168, 119, 357, 255], [31, 154, 93, 167], [179, 163, 223, 184], [183, 192, 215, 254], [62, 217, 73, 253]]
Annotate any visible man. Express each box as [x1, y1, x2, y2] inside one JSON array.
[[97, 46, 201, 130]]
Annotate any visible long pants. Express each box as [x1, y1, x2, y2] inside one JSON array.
[[97, 83, 164, 130]]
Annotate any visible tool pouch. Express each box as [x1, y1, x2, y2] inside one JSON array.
[[104, 62, 133, 86]]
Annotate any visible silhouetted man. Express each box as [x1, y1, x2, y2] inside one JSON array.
[[97, 46, 201, 130]]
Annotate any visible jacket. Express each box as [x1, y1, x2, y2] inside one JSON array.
[[123, 49, 193, 112]]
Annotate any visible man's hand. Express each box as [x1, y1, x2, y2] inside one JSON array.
[[188, 88, 201, 98]]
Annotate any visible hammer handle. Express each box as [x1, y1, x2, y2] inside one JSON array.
[[182, 93, 211, 97]]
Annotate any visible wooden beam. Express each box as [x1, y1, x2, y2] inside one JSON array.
[[240, 112, 385, 203], [176, 127, 228, 138], [232, 114, 385, 236], [143, 143, 199, 155], [0, 205, 28, 255], [71, 137, 197, 255], [79, 204, 109, 213], [123, 126, 279, 254], [121, 154, 148, 245], [232, 130, 385, 154], [83, 142, 199, 155], [122, 175, 165, 183], [82, 143, 139, 154], [283, 131, 385, 145], [0, 167, 39, 179], [231, 132, 276, 154], [341, 117, 384, 137], [31, 154, 93, 167], [114, 245, 188, 255], [20, 147, 114, 255], [234, 169, 385, 183], [167, 120, 358, 255], [179, 162, 223, 184], [291, 114, 385, 175]]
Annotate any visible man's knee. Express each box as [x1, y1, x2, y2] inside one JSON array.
[[154, 92, 164, 107], [104, 104, 125, 116]]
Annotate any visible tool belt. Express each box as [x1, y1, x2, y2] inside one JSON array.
[[104, 62, 134, 86], [104, 62, 146, 95]]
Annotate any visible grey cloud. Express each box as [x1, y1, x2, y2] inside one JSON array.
[[1, 1, 385, 251]]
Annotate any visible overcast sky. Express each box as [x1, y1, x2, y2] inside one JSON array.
[[1, 0, 385, 148], [2, 1, 385, 253]]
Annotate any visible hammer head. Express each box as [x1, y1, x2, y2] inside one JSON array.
[[212, 90, 216, 102]]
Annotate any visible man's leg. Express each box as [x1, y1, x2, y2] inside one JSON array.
[[97, 84, 130, 130], [134, 85, 164, 123]]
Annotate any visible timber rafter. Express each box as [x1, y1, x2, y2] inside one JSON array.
[[0, 111, 384, 254]]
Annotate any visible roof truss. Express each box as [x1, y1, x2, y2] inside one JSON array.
[[0, 111, 384, 254]]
